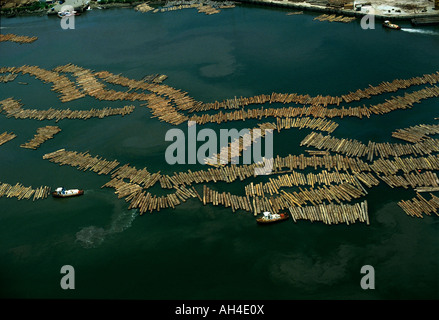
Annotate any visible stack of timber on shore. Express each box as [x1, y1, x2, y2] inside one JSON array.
[[398, 193, 439, 218], [43, 149, 120, 175], [197, 5, 220, 14], [0, 181, 50, 201], [0, 98, 134, 121], [158, 3, 201, 12], [301, 132, 439, 160], [0, 131, 16, 146], [314, 14, 356, 23], [378, 171, 439, 189], [392, 123, 439, 143], [20, 126, 61, 150], [135, 3, 154, 12], [0, 34, 38, 44], [288, 201, 369, 225]]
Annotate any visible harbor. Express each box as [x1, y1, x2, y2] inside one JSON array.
[[0, 3, 438, 300]]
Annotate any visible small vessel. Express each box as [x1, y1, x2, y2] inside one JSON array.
[[256, 211, 289, 224], [52, 187, 84, 198], [382, 20, 401, 30], [57, 10, 80, 18]]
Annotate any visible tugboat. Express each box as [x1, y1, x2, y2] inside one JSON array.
[[382, 20, 401, 30], [52, 187, 84, 198], [256, 211, 289, 224]]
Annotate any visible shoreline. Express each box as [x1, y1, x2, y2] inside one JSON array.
[[1, 0, 439, 21], [235, 0, 439, 21]]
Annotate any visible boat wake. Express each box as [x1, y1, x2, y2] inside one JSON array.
[[75, 209, 138, 248], [401, 28, 439, 36]]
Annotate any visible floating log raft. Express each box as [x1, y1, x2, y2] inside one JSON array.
[[20, 126, 61, 150], [0, 74, 17, 83], [286, 11, 303, 15], [288, 201, 369, 225], [189, 85, 439, 125], [415, 186, 439, 192], [244, 170, 378, 197], [204, 123, 276, 165], [301, 131, 439, 160], [0, 98, 135, 122], [142, 74, 168, 84], [0, 131, 16, 146], [197, 72, 439, 112], [110, 164, 161, 189], [378, 171, 439, 189], [398, 193, 439, 218], [276, 117, 339, 133], [4, 65, 85, 102], [0, 181, 50, 201], [392, 123, 439, 143], [102, 177, 197, 214], [135, 3, 154, 12], [279, 183, 366, 207], [43, 149, 120, 175], [370, 155, 439, 175], [314, 14, 356, 23], [0, 34, 38, 44]]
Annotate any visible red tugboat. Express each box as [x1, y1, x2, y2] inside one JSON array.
[[52, 187, 84, 198], [382, 20, 401, 30], [256, 212, 289, 225]]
